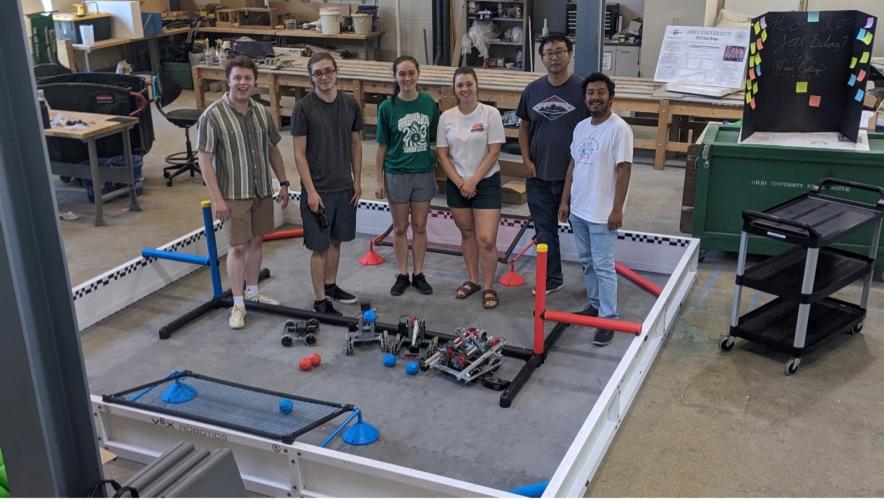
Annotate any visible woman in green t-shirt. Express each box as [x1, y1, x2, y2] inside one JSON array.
[[374, 55, 441, 297]]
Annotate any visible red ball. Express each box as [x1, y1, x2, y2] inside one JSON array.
[[298, 357, 313, 371], [310, 352, 321, 367]]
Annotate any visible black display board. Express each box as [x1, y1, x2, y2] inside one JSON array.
[[741, 10, 877, 142]]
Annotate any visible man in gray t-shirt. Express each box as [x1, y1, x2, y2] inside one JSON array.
[[517, 33, 588, 294], [292, 52, 364, 316]]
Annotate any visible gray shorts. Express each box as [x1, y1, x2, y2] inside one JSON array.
[[300, 188, 356, 252], [384, 171, 437, 204]]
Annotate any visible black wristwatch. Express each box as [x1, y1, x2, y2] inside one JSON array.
[[279, 180, 290, 187]]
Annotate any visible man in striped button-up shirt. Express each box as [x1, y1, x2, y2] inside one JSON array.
[[197, 55, 290, 330]]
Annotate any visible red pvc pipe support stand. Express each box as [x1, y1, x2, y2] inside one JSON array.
[[263, 229, 304, 242], [543, 310, 642, 335], [533, 243, 548, 356], [615, 261, 663, 297]]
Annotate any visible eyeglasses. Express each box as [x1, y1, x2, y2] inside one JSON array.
[[542, 48, 570, 58], [311, 68, 337, 79]]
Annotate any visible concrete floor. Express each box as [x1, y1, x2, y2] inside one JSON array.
[[60, 91, 884, 496]]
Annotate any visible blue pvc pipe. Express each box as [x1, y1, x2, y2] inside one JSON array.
[[508, 481, 549, 497], [201, 201, 223, 298], [320, 408, 361, 448], [142, 248, 210, 266]]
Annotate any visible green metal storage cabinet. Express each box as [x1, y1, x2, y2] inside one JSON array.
[[691, 123, 884, 264]]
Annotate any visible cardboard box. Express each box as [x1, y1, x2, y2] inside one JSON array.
[[139, 0, 169, 12]]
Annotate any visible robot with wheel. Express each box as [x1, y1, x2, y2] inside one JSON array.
[[422, 326, 505, 385], [281, 318, 320, 347], [388, 315, 438, 360], [345, 303, 388, 356]]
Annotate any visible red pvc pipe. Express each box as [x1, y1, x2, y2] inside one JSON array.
[[615, 261, 663, 297], [543, 310, 642, 335], [533, 244, 548, 355], [263, 229, 304, 241]]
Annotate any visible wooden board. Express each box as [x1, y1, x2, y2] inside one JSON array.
[[44, 111, 138, 141]]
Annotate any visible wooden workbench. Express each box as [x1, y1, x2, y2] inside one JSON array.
[[68, 27, 191, 72], [192, 58, 745, 169], [194, 26, 384, 60]]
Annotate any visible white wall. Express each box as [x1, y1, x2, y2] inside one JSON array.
[[639, 0, 705, 78]]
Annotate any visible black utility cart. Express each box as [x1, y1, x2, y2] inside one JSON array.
[[721, 178, 884, 375]]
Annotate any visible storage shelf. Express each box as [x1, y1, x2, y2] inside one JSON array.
[[468, 17, 524, 21], [739, 246, 872, 302], [731, 297, 864, 354], [487, 40, 522, 46]]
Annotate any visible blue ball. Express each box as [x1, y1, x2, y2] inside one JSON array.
[[279, 399, 293, 415], [406, 360, 419, 376], [383, 353, 396, 367], [363, 310, 378, 324]]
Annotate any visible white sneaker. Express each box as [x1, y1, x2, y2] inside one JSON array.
[[245, 292, 280, 305], [229, 304, 246, 329]]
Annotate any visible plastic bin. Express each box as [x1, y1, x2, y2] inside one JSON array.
[[80, 155, 144, 203]]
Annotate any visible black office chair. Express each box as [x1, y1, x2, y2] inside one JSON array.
[[154, 72, 202, 186]]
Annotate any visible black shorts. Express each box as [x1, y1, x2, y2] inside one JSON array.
[[301, 188, 357, 251], [446, 172, 502, 209]]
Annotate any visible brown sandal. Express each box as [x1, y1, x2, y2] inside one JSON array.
[[456, 281, 481, 299], [482, 289, 499, 309]]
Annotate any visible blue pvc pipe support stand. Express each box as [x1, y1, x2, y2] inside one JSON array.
[[508, 480, 549, 497], [141, 201, 223, 298]]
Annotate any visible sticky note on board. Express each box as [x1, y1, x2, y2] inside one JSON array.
[[753, 21, 761, 35], [761, 30, 768, 42], [866, 17, 875, 29], [807, 11, 819, 23], [760, 16, 767, 29], [855, 89, 865, 102], [750, 98, 757, 110], [850, 57, 858, 69], [796, 81, 808, 93], [857, 28, 867, 41], [756, 38, 764, 51], [863, 32, 873, 45], [755, 53, 762, 65], [858, 69, 867, 82], [750, 43, 757, 55], [745, 92, 752, 104], [749, 68, 756, 81], [756, 63, 762, 76], [848, 74, 857, 86], [752, 82, 758, 94], [861, 52, 870, 64], [747, 79, 752, 90], [808, 95, 821, 108]]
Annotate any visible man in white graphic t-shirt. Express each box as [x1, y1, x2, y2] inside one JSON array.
[[559, 72, 634, 347]]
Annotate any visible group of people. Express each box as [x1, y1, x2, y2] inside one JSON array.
[[196, 33, 633, 347]]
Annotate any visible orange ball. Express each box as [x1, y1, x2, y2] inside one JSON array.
[[310, 352, 321, 367], [298, 357, 313, 371]]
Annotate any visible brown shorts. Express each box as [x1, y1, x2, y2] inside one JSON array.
[[227, 196, 274, 246]]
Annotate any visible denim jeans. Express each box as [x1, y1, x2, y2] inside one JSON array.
[[526, 177, 564, 287], [569, 215, 618, 319]]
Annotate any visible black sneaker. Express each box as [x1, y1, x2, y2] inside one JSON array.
[[314, 298, 342, 316], [531, 281, 565, 296], [390, 274, 410, 296], [577, 305, 599, 317], [412, 273, 433, 295], [593, 328, 614, 346], [325, 283, 358, 304]]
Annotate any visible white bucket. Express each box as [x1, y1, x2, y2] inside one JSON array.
[[351, 13, 372, 35], [319, 8, 341, 35]]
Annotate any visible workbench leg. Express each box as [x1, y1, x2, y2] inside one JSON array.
[[148, 39, 161, 74], [192, 66, 206, 109], [87, 138, 104, 226], [269, 74, 281, 129], [654, 99, 671, 170], [122, 129, 141, 212]]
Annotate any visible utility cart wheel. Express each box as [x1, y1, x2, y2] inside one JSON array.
[[784, 357, 801, 375], [166, 179, 173, 187], [719, 336, 735, 351], [848, 322, 863, 335]]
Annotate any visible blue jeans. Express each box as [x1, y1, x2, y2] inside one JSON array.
[[569, 215, 618, 319], [526, 178, 564, 287]]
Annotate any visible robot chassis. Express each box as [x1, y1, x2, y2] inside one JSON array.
[[281, 318, 319, 347], [346, 303, 389, 356], [422, 326, 505, 385]]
